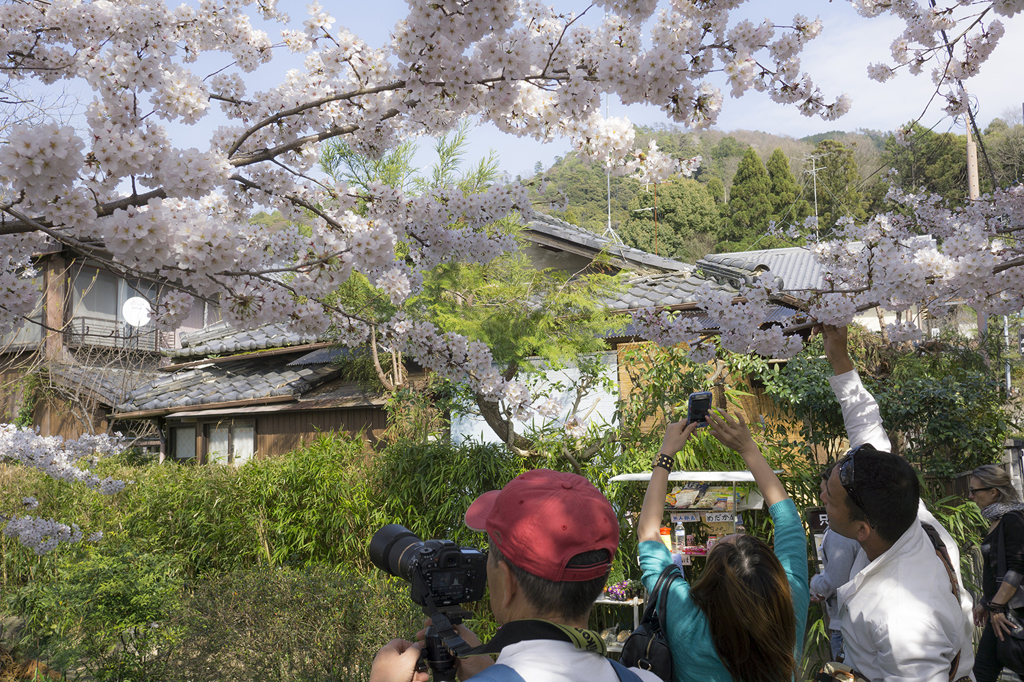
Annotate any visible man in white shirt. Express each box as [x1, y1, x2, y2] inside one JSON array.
[[820, 325, 975, 682], [368, 469, 663, 682]]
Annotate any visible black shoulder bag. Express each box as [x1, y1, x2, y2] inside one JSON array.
[[995, 514, 1024, 674], [619, 564, 680, 682]]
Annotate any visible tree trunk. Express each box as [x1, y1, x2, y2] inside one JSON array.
[[474, 393, 535, 451]]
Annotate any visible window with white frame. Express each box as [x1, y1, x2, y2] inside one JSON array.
[[205, 421, 254, 466]]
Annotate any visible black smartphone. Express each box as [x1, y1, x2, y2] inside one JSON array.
[[687, 391, 713, 427]]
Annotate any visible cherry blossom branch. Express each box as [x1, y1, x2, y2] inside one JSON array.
[[226, 83, 406, 157]]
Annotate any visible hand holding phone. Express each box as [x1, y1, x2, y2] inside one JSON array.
[[687, 391, 713, 427]]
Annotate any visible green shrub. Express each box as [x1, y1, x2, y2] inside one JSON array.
[[162, 566, 421, 682], [6, 538, 184, 678]]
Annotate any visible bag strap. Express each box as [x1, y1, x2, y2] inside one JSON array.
[[610, 658, 645, 682], [998, 516, 1008, 581], [638, 564, 680, 626], [920, 522, 962, 682], [655, 565, 679, 636], [464, 619, 606, 656]]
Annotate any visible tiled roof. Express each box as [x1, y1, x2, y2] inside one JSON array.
[[117, 355, 343, 412], [286, 347, 353, 366], [697, 247, 824, 294], [47, 364, 162, 406], [607, 304, 802, 340], [609, 272, 737, 312], [524, 213, 691, 274], [168, 322, 320, 359]]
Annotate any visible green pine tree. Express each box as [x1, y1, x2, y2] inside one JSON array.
[[804, 139, 865, 236], [706, 176, 726, 204], [766, 148, 810, 230], [879, 122, 995, 208], [722, 147, 773, 246]]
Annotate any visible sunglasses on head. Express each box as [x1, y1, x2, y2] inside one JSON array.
[[838, 446, 873, 525]]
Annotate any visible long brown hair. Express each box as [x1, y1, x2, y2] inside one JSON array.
[[689, 535, 796, 682]]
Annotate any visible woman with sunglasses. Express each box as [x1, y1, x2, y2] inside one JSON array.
[[969, 464, 1024, 681], [637, 410, 808, 682]]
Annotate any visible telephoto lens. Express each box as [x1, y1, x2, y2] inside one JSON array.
[[368, 524, 422, 581]]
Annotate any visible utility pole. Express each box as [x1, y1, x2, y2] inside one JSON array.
[[967, 113, 985, 336], [803, 153, 823, 239], [966, 116, 980, 200]]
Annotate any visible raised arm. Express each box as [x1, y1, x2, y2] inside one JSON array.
[[819, 324, 892, 453], [706, 409, 788, 507], [638, 420, 698, 544]]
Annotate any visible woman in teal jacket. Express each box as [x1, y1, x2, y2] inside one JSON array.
[[637, 410, 809, 682]]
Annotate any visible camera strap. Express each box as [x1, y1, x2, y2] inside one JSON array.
[[463, 619, 608, 658]]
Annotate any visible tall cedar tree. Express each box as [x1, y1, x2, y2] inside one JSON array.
[[619, 177, 720, 262], [766, 148, 810, 229], [805, 139, 865, 236], [723, 147, 773, 245]]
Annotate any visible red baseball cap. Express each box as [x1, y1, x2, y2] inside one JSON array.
[[464, 469, 618, 582]]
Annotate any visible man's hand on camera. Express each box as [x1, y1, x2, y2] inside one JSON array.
[[369, 639, 429, 682], [418, 621, 493, 681]]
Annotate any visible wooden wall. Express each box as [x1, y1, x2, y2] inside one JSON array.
[[0, 365, 25, 423], [33, 393, 109, 440], [256, 407, 388, 457]]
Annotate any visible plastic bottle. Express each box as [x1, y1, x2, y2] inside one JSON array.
[[674, 520, 686, 552], [659, 527, 673, 552]]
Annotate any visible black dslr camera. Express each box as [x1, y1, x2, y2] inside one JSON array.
[[369, 524, 488, 609], [369, 524, 488, 681]]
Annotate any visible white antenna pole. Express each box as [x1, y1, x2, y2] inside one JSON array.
[[803, 153, 821, 239], [811, 156, 819, 228], [606, 93, 612, 232]]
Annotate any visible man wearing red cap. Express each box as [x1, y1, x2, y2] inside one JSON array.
[[369, 469, 662, 682]]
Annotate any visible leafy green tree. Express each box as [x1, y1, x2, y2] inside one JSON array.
[[766, 148, 810, 229], [804, 139, 864, 236], [320, 138, 419, 194], [320, 126, 626, 451], [880, 122, 975, 206], [984, 115, 1024, 189], [763, 326, 1011, 476], [531, 153, 641, 232], [619, 178, 720, 262], [722, 147, 773, 245]]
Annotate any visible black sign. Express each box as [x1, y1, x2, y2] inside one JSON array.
[[805, 506, 829, 534]]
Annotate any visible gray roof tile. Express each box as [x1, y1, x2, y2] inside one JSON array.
[[609, 272, 738, 312], [117, 355, 343, 412], [46, 364, 162, 406], [698, 247, 825, 294], [167, 321, 320, 360]]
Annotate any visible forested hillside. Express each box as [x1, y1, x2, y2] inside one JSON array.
[[528, 115, 1024, 264]]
